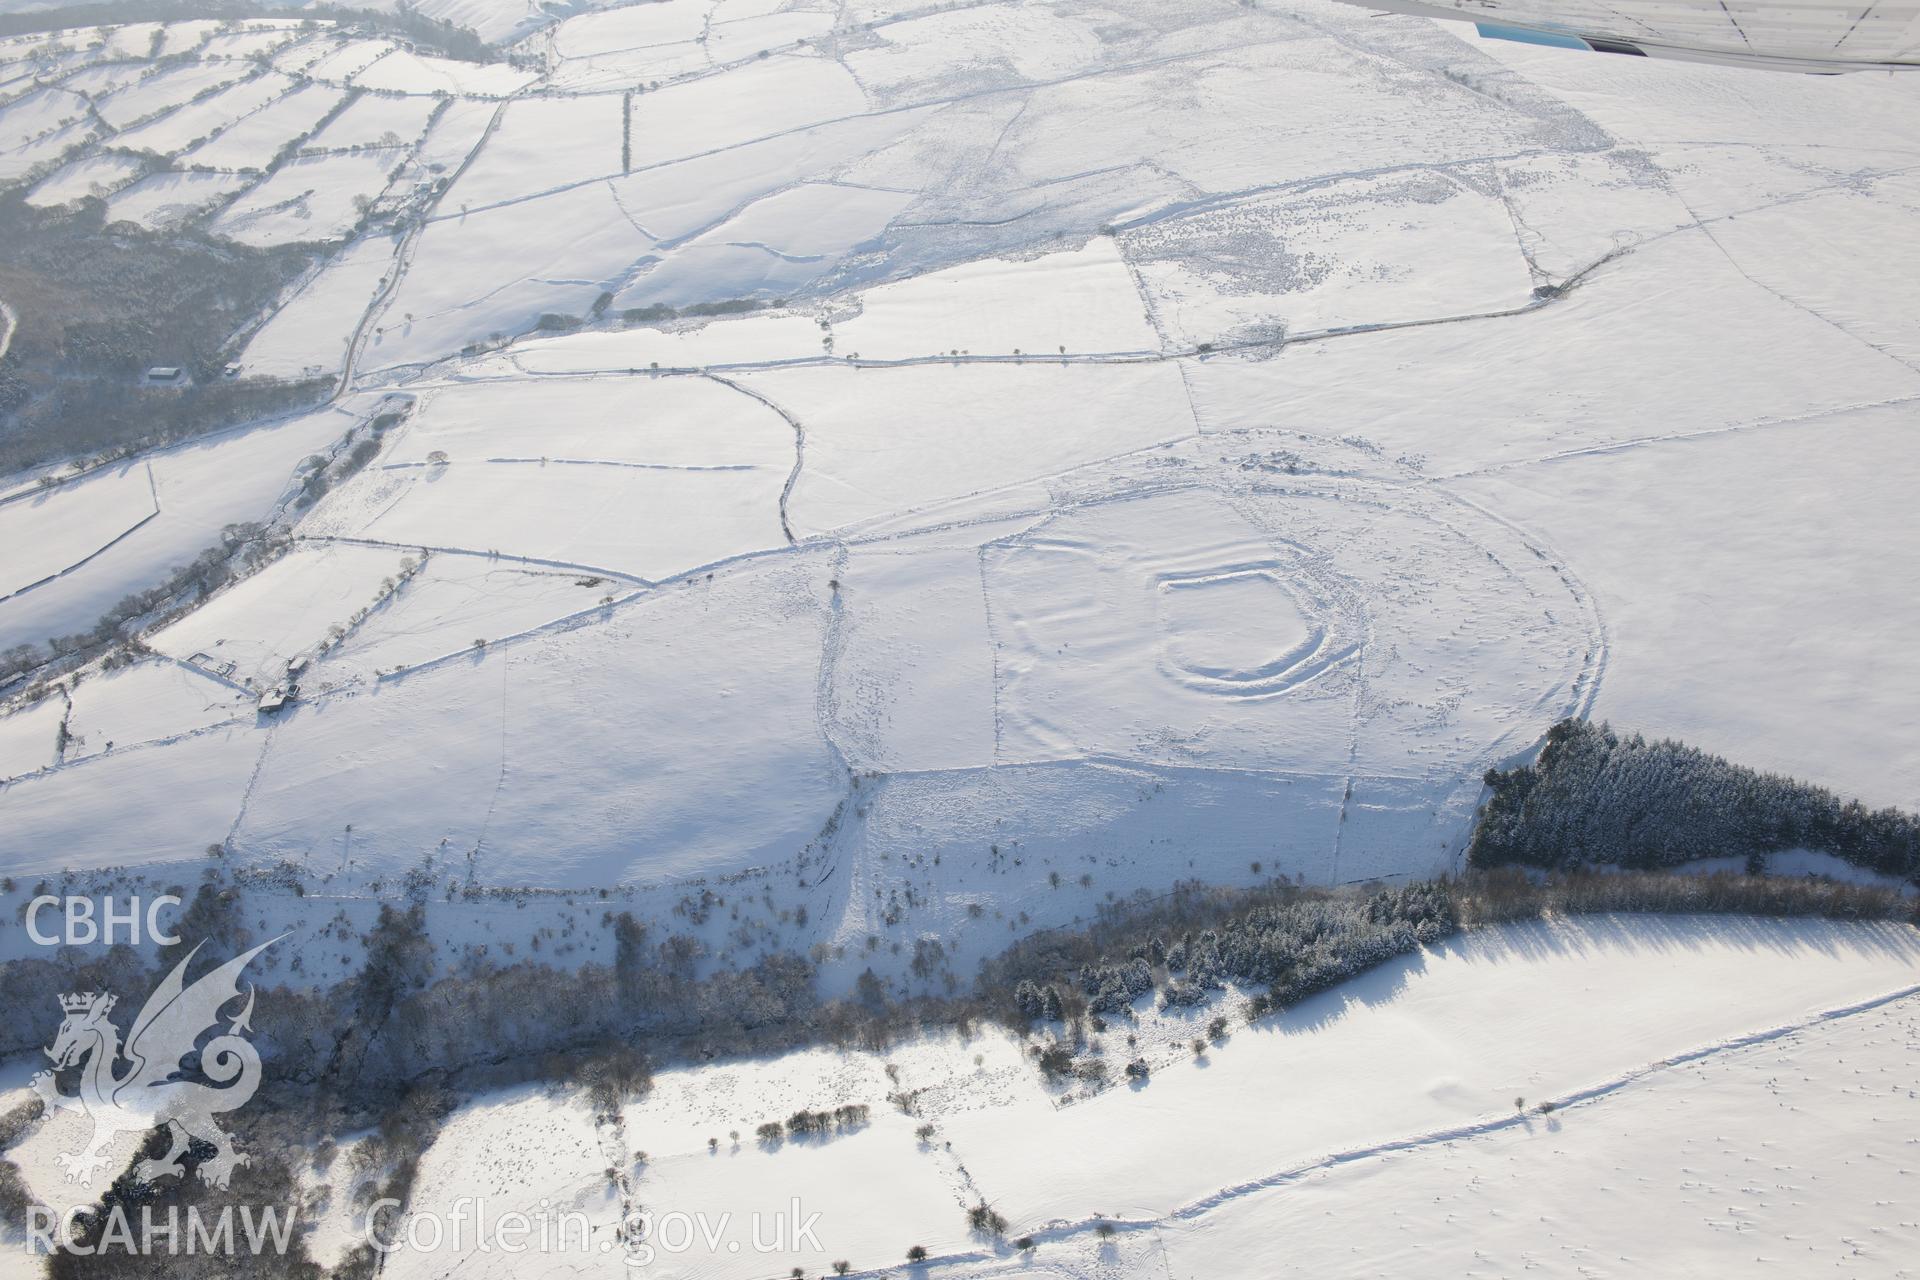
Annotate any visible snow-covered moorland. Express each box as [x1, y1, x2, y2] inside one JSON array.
[[0, 0, 1918, 1269], [3, 0, 1915, 975]]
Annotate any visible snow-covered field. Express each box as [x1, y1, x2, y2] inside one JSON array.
[[21, 149, 142, 206], [180, 82, 346, 171], [0, 462, 156, 600], [59, 658, 252, 760], [110, 71, 293, 158], [0, 408, 360, 655], [237, 232, 404, 380], [102, 169, 251, 229], [300, 91, 439, 154], [212, 149, 408, 246], [1156, 995, 1920, 1277], [149, 542, 416, 689]]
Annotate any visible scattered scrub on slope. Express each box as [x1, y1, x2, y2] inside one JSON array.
[[1470, 719, 1920, 886]]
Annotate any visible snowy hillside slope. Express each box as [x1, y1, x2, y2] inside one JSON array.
[[313, 915, 1920, 1278], [0, 0, 1917, 984]]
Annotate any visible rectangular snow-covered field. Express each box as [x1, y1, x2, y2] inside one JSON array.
[[151, 542, 414, 689], [302, 89, 439, 152], [91, 60, 253, 130], [626, 56, 866, 170], [112, 72, 293, 157], [836, 238, 1159, 361], [0, 408, 354, 656], [0, 117, 96, 182], [746, 361, 1197, 535], [306, 460, 787, 582], [0, 724, 261, 874], [211, 149, 404, 245], [0, 463, 156, 600], [378, 376, 793, 468], [441, 94, 623, 211], [302, 38, 398, 84], [0, 85, 90, 151], [180, 82, 346, 170], [316, 558, 609, 681], [351, 47, 534, 97], [25, 151, 147, 206], [103, 169, 251, 229], [232, 554, 845, 886], [238, 232, 400, 379], [367, 181, 655, 369], [61, 659, 252, 759]]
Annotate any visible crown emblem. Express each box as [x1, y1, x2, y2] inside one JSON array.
[[38, 937, 280, 1192]]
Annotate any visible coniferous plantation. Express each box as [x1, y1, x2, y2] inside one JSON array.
[[988, 865, 1914, 1035], [1470, 719, 1920, 885]]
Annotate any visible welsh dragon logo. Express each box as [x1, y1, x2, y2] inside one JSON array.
[[31, 938, 279, 1189]]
